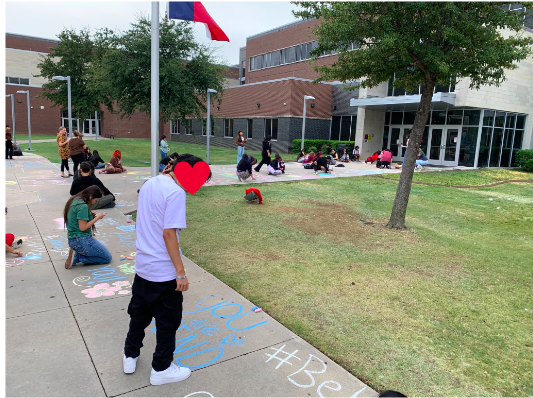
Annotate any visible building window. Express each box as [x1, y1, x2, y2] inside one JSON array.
[[176, 119, 192, 135], [264, 118, 278, 140], [247, 119, 253, 139], [388, 73, 456, 97], [201, 119, 207, 136], [224, 119, 234, 137], [6, 77, 29, 85]]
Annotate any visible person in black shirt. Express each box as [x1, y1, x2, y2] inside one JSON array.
[[89, 150, 106, 169], [313, 157, 331, 175], [254, 136, 271, 172], [159, 152, 179, 172], [70, 162, 115, 209]]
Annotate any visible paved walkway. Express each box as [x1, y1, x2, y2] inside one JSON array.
[[5, 154, 377, 397]]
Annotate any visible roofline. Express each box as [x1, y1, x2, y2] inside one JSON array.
[[246, 19, 315, 42], [225, 76, 349, 90], [6, 32, 59, 44]]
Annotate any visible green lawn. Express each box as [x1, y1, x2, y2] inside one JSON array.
[[171, 169, 532, 397], [13, 134, 59, 142], [25, 138, 264, 167]]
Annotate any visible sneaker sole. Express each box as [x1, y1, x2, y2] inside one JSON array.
[[150, 372, 191, 386], [65, 249, 74, 269]]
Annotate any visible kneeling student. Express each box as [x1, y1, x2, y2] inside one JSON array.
[[267, 154, 284, 175]]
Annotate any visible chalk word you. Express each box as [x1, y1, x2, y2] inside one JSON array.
[[73, 262, 135, 298], [265, 344, 368, 398], [151, 295, 268, 370]]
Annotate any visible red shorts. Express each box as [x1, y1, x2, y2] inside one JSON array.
[[6, 233, 15, 246]]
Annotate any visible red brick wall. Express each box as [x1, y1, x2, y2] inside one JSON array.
[[246, 20, 338, 84], [206, 78, 332, 119], [5, 85, 61, 136], [6, 35, 58, 53]]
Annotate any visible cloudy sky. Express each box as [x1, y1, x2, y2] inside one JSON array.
[[5, 1, 302, 66]]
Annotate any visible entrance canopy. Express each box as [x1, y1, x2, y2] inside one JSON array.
[[350, 92, 456, 111]]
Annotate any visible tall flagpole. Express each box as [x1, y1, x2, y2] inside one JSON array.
[[151, 1, 160, 177]]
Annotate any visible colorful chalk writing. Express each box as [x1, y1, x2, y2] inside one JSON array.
[[81, 281, 131, 298]]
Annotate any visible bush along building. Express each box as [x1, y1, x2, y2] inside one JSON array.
[[167, 16, 533, 167]]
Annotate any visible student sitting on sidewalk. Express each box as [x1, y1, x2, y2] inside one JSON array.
[[64, 185, 112, 269], [267, 154, 284, 175], [160, 152, 179, 172], [70, 162, 116, 209], [5, 233, 23, 257], [236, 154, 256, 182]]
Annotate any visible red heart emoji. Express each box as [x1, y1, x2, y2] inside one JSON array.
[[173, 161, 210, 195]]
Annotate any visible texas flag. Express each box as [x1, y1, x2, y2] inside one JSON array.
[[168, 2, 230, 42]]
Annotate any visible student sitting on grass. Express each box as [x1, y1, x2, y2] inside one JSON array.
[[236, 154, 257, 182], [71, 161, 116, 209], [160, 152, 179, 172], [267, 153, 285, 175], [64, 185, 112, 269]]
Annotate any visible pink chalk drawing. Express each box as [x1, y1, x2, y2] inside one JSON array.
[[81, 281, 131, 298]]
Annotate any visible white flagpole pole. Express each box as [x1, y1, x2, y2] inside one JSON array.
[[151, 1, 160, 177]]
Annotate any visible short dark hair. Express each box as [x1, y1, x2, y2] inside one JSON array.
[[80, 161, 94, 174], [172, 154, 212, 183], [171, 152, 179, 159]]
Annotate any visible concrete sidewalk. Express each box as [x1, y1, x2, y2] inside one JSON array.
[[5, 154, 376, 397]]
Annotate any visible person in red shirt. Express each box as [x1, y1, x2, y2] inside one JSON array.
[[365, 151, 381, 164], [244, 188, 263, 204]]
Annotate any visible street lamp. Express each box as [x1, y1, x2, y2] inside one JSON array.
[[206, 88, 217, 164], [16, 90, 32, 150], [52, 76, 72, 138], [301, 95, 315, 151], [5, 94, 16, 142]]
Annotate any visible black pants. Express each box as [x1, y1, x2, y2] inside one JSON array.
[[314, 162, 328, 173], [6, 144, 13, 159], [379, 161, 391, 168], [71, 153, 85, 176], [255, 153, 270, 172], [60, 159, 70, 173], [124, 274, 183, 372]]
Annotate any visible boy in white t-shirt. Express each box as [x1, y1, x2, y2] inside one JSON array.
[[123, 154, 211, 386]]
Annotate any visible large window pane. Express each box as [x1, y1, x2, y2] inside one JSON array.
[[483, 110, 495, 126], [247, 119, 253, 139], [511, 130, 524, 166], [265, 119, 271, 139], [385, 111, 391, 125], [435, 83, 450, 93], [390, 128, 400, 157], [494, 112, 506, 128], [295, 45, 301, 61], [506, 115, 516, 128], [500, 129, 513, 167], [393, 86, 405, 96], [447, 110, 463, 125], [431, 110, 447, 125], [463, 110, 481, 126], [421, 126, 429, 154], [387, 78, 394, 96], [271, 119, 278, 140], [391, 112, 403, 124], [340, 116, 351, 141], [459, 127, 478, 167], [403, 111, 417, 125], [478, 127, 492, 167], [516, 115, 525, 129], [489, 128, 504, 167], [330, 116, 341, 140], [382, 126, 390, 150]]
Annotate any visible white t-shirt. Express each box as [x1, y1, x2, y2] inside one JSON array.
[[135, 175, 186, 282]]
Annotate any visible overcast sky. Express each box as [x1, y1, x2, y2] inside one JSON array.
[[5, 1, 302, 66]]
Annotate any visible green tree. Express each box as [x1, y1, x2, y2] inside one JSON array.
[[36, 28, 112, 126], [294, 2, 533, 229], [91, 16, 226, 122]]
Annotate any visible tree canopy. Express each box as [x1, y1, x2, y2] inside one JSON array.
[[294, 1, 533, 229], [36, 16, 227, 124]]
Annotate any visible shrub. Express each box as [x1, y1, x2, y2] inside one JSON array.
[[308, 146, 318, 154], [515, 149, 533, 167], [524, 159, 533, 173], [292, 139, 355, 154], [321, 143, 332, 154]]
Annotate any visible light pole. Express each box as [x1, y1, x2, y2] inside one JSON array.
[[6, 94, 16, 142], [206, 88, 217, 164], [150, 1, 160, 177], [52, 76, 73, 138], [301, 95, 315, 151], [16, 90, 32, 150]]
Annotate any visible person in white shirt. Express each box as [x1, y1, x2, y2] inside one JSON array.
[[123, 154, 211, 386]]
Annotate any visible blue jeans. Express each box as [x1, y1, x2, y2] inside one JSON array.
[[160, 150, 166, 160], [237, 146, 245, 164], [95, 163, 105, 169], [159, 163, 165, 172], [416, 159, 428, 168], [68, 235, 112, 265]]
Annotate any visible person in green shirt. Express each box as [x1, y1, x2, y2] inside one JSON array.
[[63, 185, 113, 269]]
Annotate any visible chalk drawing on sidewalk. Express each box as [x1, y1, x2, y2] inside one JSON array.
[[81, 281, 131, 298], [72, 262, 135, 297], [265, 344, 368, 398], [184, 392, 214, 398], [5, 236, 48, 267], [149, 295, 268, 370]]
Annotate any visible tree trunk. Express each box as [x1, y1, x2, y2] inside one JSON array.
[[386, 81, 435, 229]]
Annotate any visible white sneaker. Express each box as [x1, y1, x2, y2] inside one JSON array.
[[65, 248, 76, 269], [11, 238, 23, 250], [150, 362, 191, 386], [123, 354, 139, 374]]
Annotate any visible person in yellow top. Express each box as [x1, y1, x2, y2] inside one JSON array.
[[56, 126, 73, 178]]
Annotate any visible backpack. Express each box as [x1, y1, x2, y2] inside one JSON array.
[[12, 143, 23, 156]]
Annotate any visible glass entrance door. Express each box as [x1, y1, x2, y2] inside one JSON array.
[[388, 127, 412, 162], [83, 119, 100, 137], [427, 127, 461, 166]]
